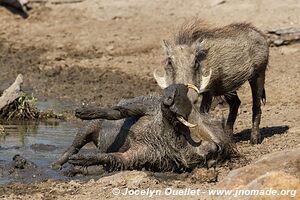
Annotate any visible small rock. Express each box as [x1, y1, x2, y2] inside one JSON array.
[[111, 16, 122, 20], [245, 171, 300, 191], [88, 179, 95, 184], [211, 0, 226, 7], [69, 180, 81, 187], [217, 147, 300, 189], [105, 45, 114, 52], [274, 39, 284, 46], [190, 168, 218, 183]]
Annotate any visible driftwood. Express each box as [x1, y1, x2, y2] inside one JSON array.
[[0, 74, 23, 112], [0, 0, 28, 11], [29, 0, 84, 4], [50, 0, 84, 4], [0, 74, 65, 120], [267, 27, 300, 46], [0, 0, 29, 18]]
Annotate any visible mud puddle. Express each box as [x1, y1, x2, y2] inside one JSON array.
[[0, 120, 78, 184], [36, 97, 77, 113], [0, 99, 94, 185]]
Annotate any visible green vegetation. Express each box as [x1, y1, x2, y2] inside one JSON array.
[[0, 93, 64, 120]]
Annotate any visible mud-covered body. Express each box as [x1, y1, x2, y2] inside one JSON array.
[[53, 84, 232, 174]]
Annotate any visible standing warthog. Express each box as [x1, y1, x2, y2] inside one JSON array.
[[52, 84, 233, 175], [154, 19, 269, 144]]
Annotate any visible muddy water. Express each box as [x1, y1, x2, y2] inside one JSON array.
[[36, 98, 77, 113], [0, 99, 84, 184], [0, 120, 79, 184]]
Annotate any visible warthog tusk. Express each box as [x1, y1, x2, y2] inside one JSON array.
[[199, 68, 212, 92], [177, 116, 197, 128], [186, 83, 200, 94]]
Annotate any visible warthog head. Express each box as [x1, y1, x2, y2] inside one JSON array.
[[162, 83, 202, 128], [154, 40, 212, 103]]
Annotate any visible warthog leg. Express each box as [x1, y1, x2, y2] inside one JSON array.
[[224, 91, 241, 136], [52, 120, 101, 169], [75, 107, 141, 120], [249, 71, 266, 144], [69, 145, 149, 172], [55, 99, 150, 169], [65, 165, 105, 176], [199, 92, 213, 113], [75, 97, 152, 120]]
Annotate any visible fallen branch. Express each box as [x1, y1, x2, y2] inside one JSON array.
[[0, 74, 65, 120], [29, 0, 84, 4], [267, 27, 300, 46], [0, 0, 29, 15], [0, 74, 23, 111], [50, 0, 84, 4]]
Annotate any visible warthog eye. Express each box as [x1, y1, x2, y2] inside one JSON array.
[[195, 50, 207, 69], [166, 57, 173, 67]]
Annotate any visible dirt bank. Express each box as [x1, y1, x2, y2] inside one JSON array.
[[0, 0, 299, 199]]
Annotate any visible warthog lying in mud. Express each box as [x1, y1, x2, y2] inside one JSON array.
[[53, 84, 233, 175], [154, 19, 269, 144]]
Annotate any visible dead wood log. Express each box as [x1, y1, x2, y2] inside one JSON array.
[[0, 0, 28, 11], [50, 0, 84, 4], [267, 27, 300, 46], [0, 0, 29, 18], [0, 74, 23, 112], [29, 0, 84, 4]]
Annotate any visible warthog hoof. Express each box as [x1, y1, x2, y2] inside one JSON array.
[[250, 131, 262, 144]]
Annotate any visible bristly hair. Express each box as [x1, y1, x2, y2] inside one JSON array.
[[174, 18, 264, 46], [174, 18, 212, 45]]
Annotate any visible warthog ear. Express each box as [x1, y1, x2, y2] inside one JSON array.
[[192, 39, 206, 55], [192, 39, 211, 93], [199, 68, 212, 92], [161, 40, 172, 56]]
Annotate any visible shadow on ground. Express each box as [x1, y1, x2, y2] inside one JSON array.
[[233, 125, 289, 143]]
